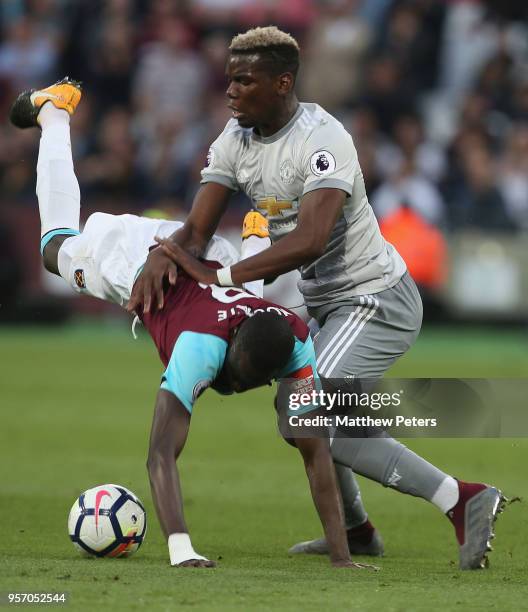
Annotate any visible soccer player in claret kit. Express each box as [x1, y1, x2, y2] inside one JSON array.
[[10, 78, 382, 570], [130, 26, 506, 570]]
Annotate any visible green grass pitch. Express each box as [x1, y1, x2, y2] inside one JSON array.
[[1, 324, 527, 611]]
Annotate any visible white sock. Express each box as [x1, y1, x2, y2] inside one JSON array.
[[36, 104, 80, 240], [430, 476, 459, 513], [37, 102, 69, 129], [241, 235, 271, 298]]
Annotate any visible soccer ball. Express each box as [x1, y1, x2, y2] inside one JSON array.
[[68, 484, 146, 557]]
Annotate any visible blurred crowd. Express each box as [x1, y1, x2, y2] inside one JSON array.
[[1, 0, 528, 234]]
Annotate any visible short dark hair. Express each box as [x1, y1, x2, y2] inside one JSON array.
[[233, 312, 295, 383], [229, 26, 300, 79]]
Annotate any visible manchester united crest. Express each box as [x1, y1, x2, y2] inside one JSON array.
[[280, 159, 295, 184]]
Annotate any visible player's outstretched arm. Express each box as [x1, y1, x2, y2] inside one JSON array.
[[147, 390, 215, 568], [275, 380, 378, 570], [293, 435, 378, 570], [156, 188, 345, 287], [128, 182, 232, 313]]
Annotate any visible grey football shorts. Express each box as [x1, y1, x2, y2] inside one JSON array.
[[308, 273, 423, 380]]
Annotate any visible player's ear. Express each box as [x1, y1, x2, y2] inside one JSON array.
[[277, 72, 294, 95]]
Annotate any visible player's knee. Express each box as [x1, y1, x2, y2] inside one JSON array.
[[42, 249, 57, 274], [42, 236, 65, 276]]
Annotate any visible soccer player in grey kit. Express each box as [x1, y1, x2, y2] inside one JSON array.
[[130, 26, 505, 569]]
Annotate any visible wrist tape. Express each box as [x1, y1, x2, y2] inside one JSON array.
[[216, 266, 234, 286], [168, 532, 207, 566]]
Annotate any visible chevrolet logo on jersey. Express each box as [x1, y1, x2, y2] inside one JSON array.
[[256, 196, 293, 217]]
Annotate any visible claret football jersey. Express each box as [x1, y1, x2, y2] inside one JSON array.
[[141, 263, 317, 413]]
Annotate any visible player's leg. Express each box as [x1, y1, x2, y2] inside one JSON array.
[[330, 413, 504, 570], [10, 79, 82, 276], [317, 277, 460, 508], [10, 80, 187, 306], [240, 211, 271, 298], [307, 274, 503, 568]]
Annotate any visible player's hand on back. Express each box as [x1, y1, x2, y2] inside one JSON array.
[[155, 237, 217, 286], [176, 558, 217, 568], [127, 246, 178, 313]]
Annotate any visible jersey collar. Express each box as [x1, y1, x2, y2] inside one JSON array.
[[251, 104, 304, 145]]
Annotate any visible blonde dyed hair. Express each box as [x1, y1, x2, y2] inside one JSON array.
[[230, 26, 299, 53], [229, 26, 300, 79]]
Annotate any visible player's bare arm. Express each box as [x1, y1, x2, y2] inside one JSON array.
[[293, 435, 377, 570], [127, 182, 232, 313], [147, 389, 215, 568], [156, 188, 346, 287], [274, 385, 379, 571]]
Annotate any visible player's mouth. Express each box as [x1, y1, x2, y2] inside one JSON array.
[[228, 104, 245, 120]]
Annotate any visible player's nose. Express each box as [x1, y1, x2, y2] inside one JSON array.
[[226, 81, 237, 99]]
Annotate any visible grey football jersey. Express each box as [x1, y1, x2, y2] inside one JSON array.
[[201, 103, 406, 307]]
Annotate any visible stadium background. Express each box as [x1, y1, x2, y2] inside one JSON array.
[[1, 1, 527, 610]]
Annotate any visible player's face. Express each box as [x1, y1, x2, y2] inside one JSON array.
[[212, 327, 276, 394], [226, 54, 282, 130], [213, 350, 273, 394]]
